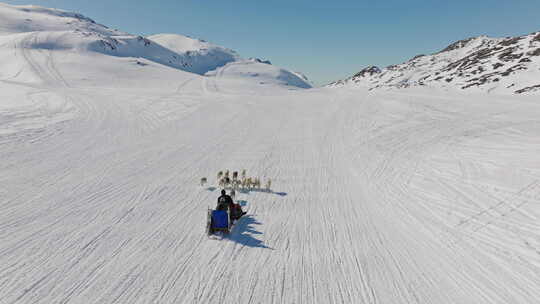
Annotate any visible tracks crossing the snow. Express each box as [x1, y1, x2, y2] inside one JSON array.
[[1, 45, 540, 303]]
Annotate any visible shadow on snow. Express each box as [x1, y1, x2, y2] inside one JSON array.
[[227, 215, 273, 249], [206, 185, 287, 197], [237, 189, 287, 197]]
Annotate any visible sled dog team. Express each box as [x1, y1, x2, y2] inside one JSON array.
[[204, 169, 273, 235], [200, 169, 272, 192]]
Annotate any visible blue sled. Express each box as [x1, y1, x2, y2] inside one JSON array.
[[206, 209, 231, 235]]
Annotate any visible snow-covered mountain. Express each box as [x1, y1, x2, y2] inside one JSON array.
[[329, 31, 540, 94], [0, 3, 112, 35], [0, 3, 311, 88], [206, 58, 312, 89], [147, 33, 239, 75]]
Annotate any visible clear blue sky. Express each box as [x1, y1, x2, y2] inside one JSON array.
[[4, 0, 540, 85]]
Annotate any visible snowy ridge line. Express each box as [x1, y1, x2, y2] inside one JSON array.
[[0, 2, 311, 88], [329, 31, 540, 94]]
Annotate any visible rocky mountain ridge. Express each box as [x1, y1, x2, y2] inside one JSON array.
[[330, 31, 540, 94]]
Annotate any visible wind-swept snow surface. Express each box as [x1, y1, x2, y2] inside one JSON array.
[[1, 3, 540, 304]]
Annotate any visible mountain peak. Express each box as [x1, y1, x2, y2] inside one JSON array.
[[329, 31, 540, 94], [353, 66, 381, 78], [438, 36, 479, 53]]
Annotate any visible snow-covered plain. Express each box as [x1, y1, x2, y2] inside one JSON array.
[[1, 3, 540, 304]]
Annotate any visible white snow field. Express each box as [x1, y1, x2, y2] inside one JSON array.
[[1, 3, 540, 304]]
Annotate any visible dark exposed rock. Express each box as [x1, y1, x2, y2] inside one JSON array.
[[527, 48, 540, 56], [410, 54, 426, 61], [499, 37, 522, 46], [519, 58, 532, 63], [498, 48, 523, 61], [515, 84, 540, 94], [462, 71, 501, 89], [461, 83, 477, 89], [137, 36, 151, 46], [99, 39, 117, 50], [438, 37, 475, 53], [419, 75, 430, 82], [444, 47, 502, 71], [501, 64, 526, 76], [251, 58, 272, 65], [352, 66, 381, 78], [493, 62, 504, 69]]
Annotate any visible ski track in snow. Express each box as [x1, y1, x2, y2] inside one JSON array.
[[1, 40, 540, 304]]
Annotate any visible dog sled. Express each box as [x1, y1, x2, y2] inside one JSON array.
[[206, 209, 231, 235], [206, 206, 245, 236]]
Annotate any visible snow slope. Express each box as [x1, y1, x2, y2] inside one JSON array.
[[0, 3, 114, 36], [147, 33, 239, 75], [0, 3, 199, 75], [146, 34, 311, 88], [330, 32, 540, 94], [206, 58, 312, 89], [0, 3, 309, 87], [1, 3, 540, 304]]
